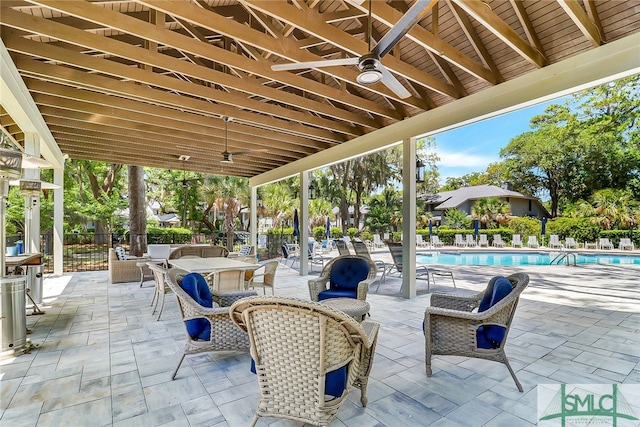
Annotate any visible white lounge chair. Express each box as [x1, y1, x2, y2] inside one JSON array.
[[465, 234, 477, 247], [564, 237, 578, 249], [430, 235, 444, 248], [454, 234, 465, 247], [416, 234, 428, 247], [548, 235, 563, 249], [478, 234, 488, 247], [373, 234, 384, 248], [493, 234, 506, 247], [619, 238, 634, 250], [527, 235, 539, 248], [511, 234, 523, 248], [598, 238, 614, 250]]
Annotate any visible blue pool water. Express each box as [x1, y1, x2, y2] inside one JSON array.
[[416, 251, 640, 266]]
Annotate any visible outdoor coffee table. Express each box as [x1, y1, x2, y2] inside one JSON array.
[[320, 298, 370, 322]]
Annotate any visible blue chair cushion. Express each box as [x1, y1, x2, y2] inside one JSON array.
[[476, 276, 513, 349], [318, 288, 357, 301], [250, 359, 347, 398], [180, 273, 212, 341], [329, 258, 370, 293]]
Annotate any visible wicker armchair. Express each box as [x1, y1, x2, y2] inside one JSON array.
[[230, 296, 380, 427], [165, 268, 256, 380], [308, 255, 377, 302], [424, 272, 529, 392]]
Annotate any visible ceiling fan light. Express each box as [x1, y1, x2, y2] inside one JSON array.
[[357, 67, 382, 85], [221, 153, 233, 163]]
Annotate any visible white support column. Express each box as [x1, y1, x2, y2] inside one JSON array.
[[402, 138, 417, 299], [53, 166, 64, 275], [250, 185, 257, 252], [23, 133, 41, 254], [299, 171, 309, 275]]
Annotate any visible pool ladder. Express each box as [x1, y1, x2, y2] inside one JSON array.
[[550, 251, 577, 266]]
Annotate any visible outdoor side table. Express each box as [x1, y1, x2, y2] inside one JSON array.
[[320, 298, 370, 322]]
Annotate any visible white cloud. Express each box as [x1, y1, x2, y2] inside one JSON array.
[[437, 149, 498, 168]]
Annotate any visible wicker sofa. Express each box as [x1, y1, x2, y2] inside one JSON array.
[[108, 248, 152, 284], [168, 245, 229, 259]]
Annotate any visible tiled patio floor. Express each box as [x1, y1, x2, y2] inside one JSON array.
[[1, 258, 640, 426]]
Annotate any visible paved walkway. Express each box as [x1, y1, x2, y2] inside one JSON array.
[[1, 260, 639, 426]]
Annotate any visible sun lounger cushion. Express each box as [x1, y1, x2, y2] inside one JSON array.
[[318, 257, 370, 301], [476, 276, 513, 349], [180, 273, 213, 340]]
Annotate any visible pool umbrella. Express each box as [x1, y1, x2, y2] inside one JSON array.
[[325, 216, 331, 238], [473, 219, 479, 236], [541, 217, 547, 235], [293, 208, 300, 243], [428, 219, 433, 236]]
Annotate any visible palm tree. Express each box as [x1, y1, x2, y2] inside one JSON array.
[[262, 184, 295, 229], [202, 176, 249, 250], [472, 197, 511, 229]]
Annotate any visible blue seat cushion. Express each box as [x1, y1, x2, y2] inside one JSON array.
[[318, 288, 357, 301], [250, 359, 347, 398], [180, 273, 212, 341], [476, 276, 513, 349], [329, 258, 370, 292]]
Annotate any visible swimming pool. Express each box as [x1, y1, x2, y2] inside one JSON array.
[[416, 251, 640, 266]]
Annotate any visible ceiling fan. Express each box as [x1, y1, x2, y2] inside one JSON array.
[[220, 116, 267, 163], [271, 0, 433, 99]]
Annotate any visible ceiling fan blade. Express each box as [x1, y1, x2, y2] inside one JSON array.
[[372, 0, 434, 58], [272, 57, 358, 71], [230, 148, 269, 156], [378, 65, 411, 99]]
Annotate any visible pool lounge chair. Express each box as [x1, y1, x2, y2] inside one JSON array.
[[492, 235, 506, 247], [352, 240, 389, 283], [373, 234, 384, 248], [465, 234, 477, 247], [478, 234, 488, 247], [511, 234, 523, 248], [564, 237, 578, 249], [454, 234, 465, 247], [619, 238, 634, 250], [431, 235, 444, 248], [386, 242, 455, 292], [527, 235, 539, 248], [598, 238, 614, 250], [416, 234, 429, 248], [548, 235, 563, 249]]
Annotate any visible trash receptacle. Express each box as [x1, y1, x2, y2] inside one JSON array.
[[1, 275, 27, 356], [25, 264, 43, 306]]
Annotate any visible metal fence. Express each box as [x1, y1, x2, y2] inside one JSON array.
[[19, 232, 291, 273]]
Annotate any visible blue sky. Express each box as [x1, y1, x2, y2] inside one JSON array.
[[431, 98, 566, 183]]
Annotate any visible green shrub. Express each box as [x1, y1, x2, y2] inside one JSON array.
[[391, 231, 402, 242], [347, 227, 358, 238], [330, 227, 342, 239], [313, 226, 326, 241], [147, 226, 192, 244], [360, 231, 373, 242]]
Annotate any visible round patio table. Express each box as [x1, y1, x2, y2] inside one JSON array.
[[320, 298, 370, 322]]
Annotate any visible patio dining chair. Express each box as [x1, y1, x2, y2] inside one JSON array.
[[147, 262, 172, 321], [246, 260, 279, 295], [165, 268, 255, 380], [424, 272, 529, 392], [229, 296, 380, 426]]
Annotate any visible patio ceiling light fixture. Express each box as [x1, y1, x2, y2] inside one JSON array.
[[416, 158, 426, 183], [309, 180, 317, 200]]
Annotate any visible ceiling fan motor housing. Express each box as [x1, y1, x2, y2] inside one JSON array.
[[357, 53, 383, 84]]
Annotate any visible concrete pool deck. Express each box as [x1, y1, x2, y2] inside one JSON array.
[[1, 260, 639, 426]]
